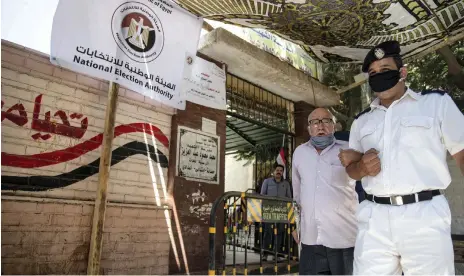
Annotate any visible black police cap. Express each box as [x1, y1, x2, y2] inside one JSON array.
[[362, 40, 401, 72]]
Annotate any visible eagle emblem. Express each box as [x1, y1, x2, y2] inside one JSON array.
[[127, 17, 155, 50], [374, 48, 385, 59]]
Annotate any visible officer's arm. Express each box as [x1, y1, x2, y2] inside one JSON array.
[[346, 120, 368, 180], [260, 180, 268, 195], [440, 94, 464, 176]]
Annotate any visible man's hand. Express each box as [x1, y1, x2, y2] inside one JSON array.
[[292, 229, 299, 244], [338, 149, 363, 167], [358, 148, 381, 176]]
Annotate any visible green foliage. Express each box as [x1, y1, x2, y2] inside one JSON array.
[[407, 40, 464, 102], [320, 63, 363, 119], [231, 148, 255, 166]]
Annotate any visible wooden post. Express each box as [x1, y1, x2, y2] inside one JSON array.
[[87, 82, 119, 275]]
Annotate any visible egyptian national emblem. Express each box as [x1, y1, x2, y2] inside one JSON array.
[[112, 2, 164, 63], [126, 16, 156, 51], [374, 48, 385, 59]]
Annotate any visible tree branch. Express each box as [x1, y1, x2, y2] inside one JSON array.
[[437, 45, 464, 90]]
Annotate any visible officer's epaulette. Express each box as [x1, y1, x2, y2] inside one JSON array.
[[421, 89, 446, 96], [354, 107, 371, 120]]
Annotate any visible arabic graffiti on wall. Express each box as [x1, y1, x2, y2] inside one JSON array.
[[187, 189, 207, 204], [185, 188, 212, 223], [176, 126, 219, 184], [1, 92, 170, 191], [2, 95, 88, 141]]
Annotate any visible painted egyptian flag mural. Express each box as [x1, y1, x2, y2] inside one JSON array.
[[1, 51, 173, 203], [175, 0, 464, 63]]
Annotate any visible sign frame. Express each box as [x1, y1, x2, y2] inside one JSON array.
[[176, 125, 220, 184]]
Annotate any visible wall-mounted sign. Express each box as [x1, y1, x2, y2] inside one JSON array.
[[201, 117, 216, 135], [182, 57, 226, 110], [50, 0, 203, 110], [176, 126, 220, 184]]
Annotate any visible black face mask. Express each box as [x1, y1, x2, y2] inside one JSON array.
[[368, 70, 401, 93]]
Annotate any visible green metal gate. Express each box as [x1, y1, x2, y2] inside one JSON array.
[[225, 74, 295, 192]]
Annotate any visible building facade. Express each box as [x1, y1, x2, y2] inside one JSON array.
[[1, 33, 463, 275]]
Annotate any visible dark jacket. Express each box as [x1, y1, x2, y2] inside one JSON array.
[[334, 131, 365, 203]]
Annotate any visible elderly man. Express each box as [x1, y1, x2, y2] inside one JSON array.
[[339, 40, 464, 274], [292, 107, 358, 275]]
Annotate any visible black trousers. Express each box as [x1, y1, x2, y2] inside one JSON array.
[[262, 223, 284, 256], [299, 244, 354, 275]]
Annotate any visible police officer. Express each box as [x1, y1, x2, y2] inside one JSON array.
[[338, 40, 464, 274]]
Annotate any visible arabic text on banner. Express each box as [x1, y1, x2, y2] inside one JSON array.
[[50, 0, 203, 110], [182, 57, 227, 110]]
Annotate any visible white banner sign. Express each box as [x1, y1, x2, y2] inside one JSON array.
[[50, 0, 203, 109], [182, 57, 226, 110]]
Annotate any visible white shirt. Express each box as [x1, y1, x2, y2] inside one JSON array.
[[292, 140, 358, 249], [349, 88, 464, 197]]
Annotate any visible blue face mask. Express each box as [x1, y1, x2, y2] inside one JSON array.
[[310, 134, 335, 149]]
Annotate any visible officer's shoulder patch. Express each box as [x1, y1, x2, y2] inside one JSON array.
[[354, 107, 371, 120], [421, 89, 446, 96]]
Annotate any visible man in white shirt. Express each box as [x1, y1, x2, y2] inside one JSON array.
[[339, 40, 464, 275], [292, 107, 358, 275]]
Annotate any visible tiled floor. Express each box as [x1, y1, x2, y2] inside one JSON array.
[[225, 249, 262, 265]]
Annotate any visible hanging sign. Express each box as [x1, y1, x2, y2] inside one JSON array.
[[50, 0, 203, 109], [182, 57, 227, 110], [262, 200, 288, 223]]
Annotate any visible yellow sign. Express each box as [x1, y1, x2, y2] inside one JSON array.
[[246, 198, 262, 222], [287, 202, 295, 224]]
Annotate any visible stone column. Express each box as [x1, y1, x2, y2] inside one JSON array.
[[294, 101, 315, 147], [167, 101, 226, 274]]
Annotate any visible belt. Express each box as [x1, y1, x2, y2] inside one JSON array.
[[365, 190, 441, 206]]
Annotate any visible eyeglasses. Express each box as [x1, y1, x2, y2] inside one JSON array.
[[308, 118, 334, 127]]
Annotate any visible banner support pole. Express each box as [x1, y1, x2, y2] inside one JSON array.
[[87, 82, 120, 275]]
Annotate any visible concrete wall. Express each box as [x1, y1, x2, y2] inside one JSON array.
[[294, 100, 315, 147], [2, 198, 170, 274], [1, 40, 174, 274], [224, 155, 254, 193]]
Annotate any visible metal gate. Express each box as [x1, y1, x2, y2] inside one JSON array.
[[224, 74, 297, 274], [208, 192, 299, 275]]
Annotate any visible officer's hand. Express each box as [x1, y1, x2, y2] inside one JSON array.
[[338, 148, 363, 167], [359, 148, 381, 176]]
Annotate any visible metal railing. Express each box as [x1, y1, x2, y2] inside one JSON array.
[[226, 74, 295, 135], [208, 191, 299, 275]]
